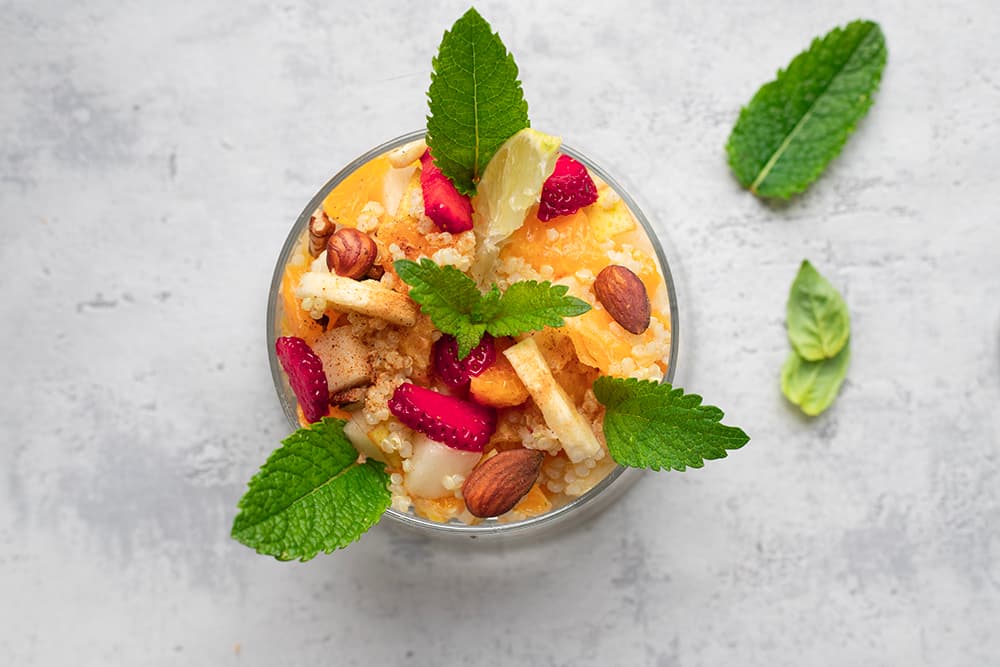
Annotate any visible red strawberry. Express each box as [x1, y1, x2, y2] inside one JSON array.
[[275, 336, 330, 423], [420, 150, 473, 233], [388, 383, 497, 452], [433, 334, 497, 388], [538, 154, 599, 221]]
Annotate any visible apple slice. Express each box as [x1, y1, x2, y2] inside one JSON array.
[[404, 434, 481, 500], [504, 338, 601, 463]]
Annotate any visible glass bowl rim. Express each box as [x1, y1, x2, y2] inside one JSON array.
[[266, 129, 680, 538]]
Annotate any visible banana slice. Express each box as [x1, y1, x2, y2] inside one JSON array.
[[503, 338, 601, 463], [296, 272, 418, 326]]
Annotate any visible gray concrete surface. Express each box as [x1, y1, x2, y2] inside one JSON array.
[[2, 1, 999, 665]]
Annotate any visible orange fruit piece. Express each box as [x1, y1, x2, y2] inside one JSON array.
[[501, 208, 607, 279], [512, 483, 552, 517], [322, 155, 391, 226], [279, 260, 327, 344], [469, 338, 530, 408], [412, 496, 465, 523]]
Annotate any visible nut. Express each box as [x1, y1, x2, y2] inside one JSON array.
[[387, 138, 428, 168], [326, 228, 377, 279], [593, 264, 650, 334], [308, 211, 335, 257], [462, 449, 544, 518], [329, 385, 368, 407]]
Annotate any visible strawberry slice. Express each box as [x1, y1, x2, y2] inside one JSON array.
[[388, 383, 497, 452], [275, 336, 330, 423], [420, 150, 473, 233], [538, 154, 599, 221], [433, 334, 497, 389]]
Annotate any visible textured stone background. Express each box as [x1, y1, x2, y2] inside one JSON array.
[[2, 1, 998, 665]]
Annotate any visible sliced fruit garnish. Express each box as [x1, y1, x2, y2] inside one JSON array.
[[388, 383, 497, 452], [420, 150, 474, 233], [275, 336, 330, 423], [538, 154, 598, 221], [470, 128, 562, 284]]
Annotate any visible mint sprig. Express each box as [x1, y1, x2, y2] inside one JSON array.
[[231, 418, 390, 561], [726, 20, 887, 198], [594, 377, 749, 471], [781, 261, 851, 416], [395, 258, 590, 358], [426, 7, 530, 195]]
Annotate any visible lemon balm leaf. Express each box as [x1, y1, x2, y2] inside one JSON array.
[[595, 378, 750, 471], [395, 258, 482, 334], [427, 7, 530, 195], [231, 418, 390, 561], [394, 259, 590, 358], [726, 20, 887, 199], [781, 343, 851, 416], [487, 281, 591, 337], [786, 260, 850, 361]]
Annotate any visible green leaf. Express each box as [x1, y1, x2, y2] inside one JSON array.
[[486, 281, 592, 337], [394, 259, 590, 358], [231, 418, 390, 561], [426, 7, 530, 195], [781, 342, 851, 416], [395, 258, 481, 341], [786, 260, 850, 360], [594, 377, 750, 471], [726, 20, 887, 198]]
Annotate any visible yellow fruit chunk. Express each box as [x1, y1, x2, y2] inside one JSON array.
[[412, 496, 465, 523], [562, 307, 632, 374], [512, 483, 552, 517], [586, 194, 636, 242], [322, 155, 391, 225]]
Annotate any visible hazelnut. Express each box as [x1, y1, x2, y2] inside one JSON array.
[[326, 228, 377, 279]]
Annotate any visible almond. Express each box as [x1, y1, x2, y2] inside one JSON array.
[[593, 264, 650, 334], [461, 449, 544, 518]]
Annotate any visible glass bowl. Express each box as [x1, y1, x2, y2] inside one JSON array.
[[267, 130, 679, 539]]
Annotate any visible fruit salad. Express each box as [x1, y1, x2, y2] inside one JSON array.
[[234, 9, 747, 560], [272, 133, 673, 525]]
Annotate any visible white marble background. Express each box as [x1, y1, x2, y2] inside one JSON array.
[[2, 0, 998, 665]]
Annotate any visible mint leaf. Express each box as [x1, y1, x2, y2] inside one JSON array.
[[395, 257, 482, 340], [594, 377, 749, 471], [486, 280, 592, 337], [394, 258, 590, 358], [231, 418, 390, 561], [426, 7, 530, 195], [787, 260, 850, 361], [781, 342, 851, 416], [726, 20, 887, 198]]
